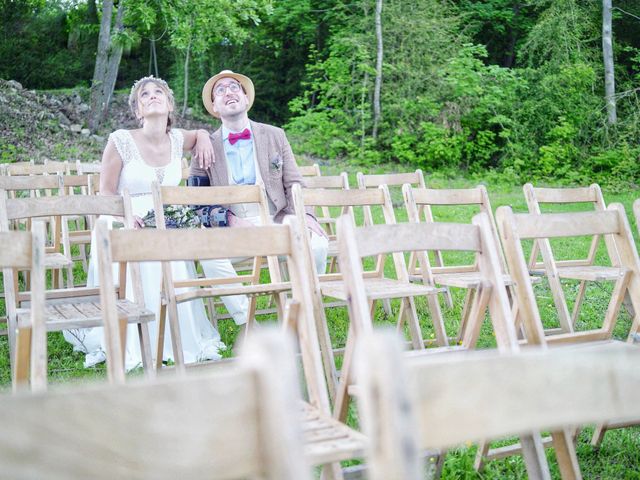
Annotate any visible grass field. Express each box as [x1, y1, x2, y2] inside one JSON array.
[[1, 176, 639, 479]]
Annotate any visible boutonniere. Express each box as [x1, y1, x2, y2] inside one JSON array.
[[270, 156, 283, 172]]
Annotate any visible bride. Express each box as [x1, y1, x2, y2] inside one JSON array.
[[64, 76, 230, 370]]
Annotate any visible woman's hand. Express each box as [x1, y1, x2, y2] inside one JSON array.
[[133, 215, 145, 229], [192, 129, 214, 169], [306, 214, 328, 239]]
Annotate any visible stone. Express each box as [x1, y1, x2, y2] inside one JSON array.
[[77, 103, 90, 113], [70, 124, 82, 133], [91, 134, 105, 143], [80, 128, 91, 136], [57, 112, 70, 125], [7, 80, 22, 90]]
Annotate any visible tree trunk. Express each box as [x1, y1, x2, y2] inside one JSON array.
[[98, 0, 125, 126], [372, 0, 383, 140], [89, 0, 113, 130], [602, 0, 617, 124], [182, 34, 193, 117], [150, 35, 159, 77]]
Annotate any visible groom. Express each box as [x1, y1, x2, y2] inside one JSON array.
[[189, 69, 328, 273]]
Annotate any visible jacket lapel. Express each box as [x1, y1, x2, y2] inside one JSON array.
[[251, 121, 270, 187], [210, 127, 228, 186]]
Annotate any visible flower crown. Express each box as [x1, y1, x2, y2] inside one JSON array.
[[128, 75, 174, 116]]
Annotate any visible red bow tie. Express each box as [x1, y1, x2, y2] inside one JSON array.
[[228, 128, 251, 145]]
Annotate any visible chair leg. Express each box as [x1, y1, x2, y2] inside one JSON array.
[[552, 429, 582, 480], [457, 288, 477, 342], [14, 326, 32, 390], [137, 322, 155, 378], [570, 280, 588, 327], [156, 302, 167, 370]]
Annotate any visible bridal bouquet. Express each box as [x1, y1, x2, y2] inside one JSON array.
[[141, 205, 202, 229]]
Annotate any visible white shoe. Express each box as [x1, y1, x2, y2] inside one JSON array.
[[83, 350, 106, 368], [198, 340, 226, 361]]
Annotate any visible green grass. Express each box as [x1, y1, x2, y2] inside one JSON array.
[[1, 179, 640, 478]]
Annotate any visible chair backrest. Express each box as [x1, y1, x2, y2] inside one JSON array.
[[293, 184, 398, 281], [95, 216, 332, 413], [403, 184, 506, 273], [336, 213, 519, 350], [496, 205, 640, 345], [0, 330, 312, 480], [298, 163, 321, 177], [523, 183, 618, 269], [356, 330, 640, 480], [0, 224, 46, 386], [300, 172, 349, 239], [356, 170, 425, 189]]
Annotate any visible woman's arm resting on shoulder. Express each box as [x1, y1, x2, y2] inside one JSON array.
[[182, 129, 214, 169]]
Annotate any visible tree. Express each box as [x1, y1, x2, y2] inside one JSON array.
[[602, 0, 617, 124], [89, 0, 126, 130], [372, 0, 382, 139]]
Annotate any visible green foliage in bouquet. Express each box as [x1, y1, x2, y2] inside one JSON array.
[[141, 205, 201, 229]]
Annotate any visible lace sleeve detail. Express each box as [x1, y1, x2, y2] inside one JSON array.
[[108, 130, 134, 165], [169, 129, 184, 162]]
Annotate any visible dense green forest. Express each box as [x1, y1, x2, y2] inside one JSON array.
[[1, 0, 639, 187]]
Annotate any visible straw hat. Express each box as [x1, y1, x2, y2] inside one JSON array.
[[202, 70, 255, 118]]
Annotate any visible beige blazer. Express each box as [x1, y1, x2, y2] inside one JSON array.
[[190, 120, 305, 223]]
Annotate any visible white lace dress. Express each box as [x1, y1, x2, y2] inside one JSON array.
[[63, 129, 225, 370]]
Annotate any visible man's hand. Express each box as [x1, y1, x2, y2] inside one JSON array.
[[192, 130, 215, 169], [306, 214, 328, 239], [228, 213, 254, 228]]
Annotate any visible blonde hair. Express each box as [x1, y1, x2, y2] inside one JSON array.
[[128, 76, 175, 132]]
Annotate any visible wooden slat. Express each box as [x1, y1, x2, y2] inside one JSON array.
[[0, 175, 62, 190], [358, 172, 421, 187], [304, 175, 348, 189], [108, 226, 292, 262], [411, 187, 484, 206], [556, 265, 627, 282], [159, 184, 262, 205], [512, 210, 619, 239], [6, 195, 124, 219], [320, 277, 441, 301], [530, 186, 597, 204], [301, 188, 385, 207], [354, 222, 481, 258], [176, 282, 291, 302], [406, 344, 640, 449]]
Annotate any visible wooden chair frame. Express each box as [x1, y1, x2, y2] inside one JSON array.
[[334, 213, 564, 476], [0, 330, 312, 480], [1, 193, 155, 390], [298, 163, 322, 177], [523, 183, 624, 333], [493, 204, 640, 473], [402, 184, 516, 343], [292, 184, 450, 399], [151, 183, 286, 350], [96, 217, 365, 478], [357, 330, 640, 480]]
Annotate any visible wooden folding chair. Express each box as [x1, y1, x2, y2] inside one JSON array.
[[523, 183, 624, 333], [357, 169, 451, 310], [334, 213, 558, 476], [1, 194, 155, 390], [402, 184, 519, 343], [0, 224, 46, 389], [0, 175, 72, 288], [357, 330, 640, 480], [491, 204, 640, 473], [96, 217, 365, 478], [292, 184, 451, 398], [298, 163, 322, 177], [0, 330, 312, 480], [151, 183, 286, 332]]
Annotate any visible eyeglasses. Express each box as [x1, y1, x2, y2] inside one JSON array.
[[213, 82, 242, 97]]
